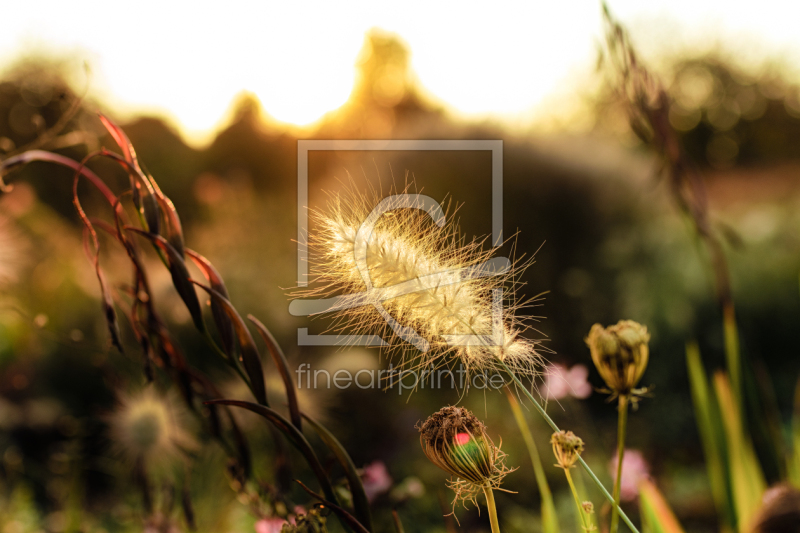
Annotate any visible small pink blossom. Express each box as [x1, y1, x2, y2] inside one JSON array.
[[609, 449, 650, 501], [255, 518, 288, 533], [362, 461, 393, 502], [544, 363, 592, 400]]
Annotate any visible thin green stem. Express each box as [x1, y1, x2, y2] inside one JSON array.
[[564, 468, 589, 532], [483, 484, 501, 533], [723, 303, 741, 413], [610, 395, 629, 533], [504, 387, 559, 533], [495, 358, 641, 533]]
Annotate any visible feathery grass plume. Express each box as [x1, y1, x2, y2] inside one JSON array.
[[292, 185, 543, 381], [417, 406, 514, 517], [109, 386, 196, 466]]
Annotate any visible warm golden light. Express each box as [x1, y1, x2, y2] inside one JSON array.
[[2, 0, 800, 145]]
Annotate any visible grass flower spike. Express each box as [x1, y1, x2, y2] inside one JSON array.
[[293, 188, 542, 380]]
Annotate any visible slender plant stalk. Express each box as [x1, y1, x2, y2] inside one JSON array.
[[483, 485, 501, 533], [504, 387, 559, 533], [610, 395, 629, 533], [391, 510, 405, 533], [564, 469, 589, 532], [722, 303, 742, 413], [495, 358, 641, 533]]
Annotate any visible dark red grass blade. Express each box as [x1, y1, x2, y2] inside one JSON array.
[[1, 150, 117, 205], [126, 229, 204, 333], [204, 400, 337, 505], [295, 480, 371, 533], [191, 283, 268, 407], [186, 249, 236, 359], [302, 412, 373, 531], [247, 315, 301, 430]]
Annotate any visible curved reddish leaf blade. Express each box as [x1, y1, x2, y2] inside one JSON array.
[[247, 315, 300, 429], [191, 285, 267, 406], [0, 150, 117, 205], [141, 188, 162, 237], [97, 265, 123, 352], [99, 149, 161, 236], [98, 113, 139, 168], [295, 480, 371, 533], [149, 177, 185, 257], [97, 116, 163, 234], [302, 412, 372, 531], [186, 249, 235, 357], [127, 229, 205, 333], [189, 372, 251, 479], [204, 400, 337, 505]]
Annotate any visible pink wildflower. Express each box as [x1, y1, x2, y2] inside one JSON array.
[[544, 363, 592, 400], [362, 461, 393, 502], [609, 449, 650, 501]]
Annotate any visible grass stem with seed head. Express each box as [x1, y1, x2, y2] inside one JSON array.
[[483, 485, 501, 533], [564, 469, 590, 532], [495, 357, 640, 533], [505, 386, 559, 533], [611, 394, 629, 533]]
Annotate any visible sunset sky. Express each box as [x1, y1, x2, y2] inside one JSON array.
[[2, 0, 798, 145]]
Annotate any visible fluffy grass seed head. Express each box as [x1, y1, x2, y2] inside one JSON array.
[[417, 406, 514, 508], [109, 386, 195, 466], [293, 186, 543, 381], [551, 430, 584, 469], [586, 320, 650, 399]]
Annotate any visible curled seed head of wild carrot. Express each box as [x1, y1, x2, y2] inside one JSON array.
[[417, 405, 514, 508], [586, 320, 650, 398], [551, 430, 584, 469]]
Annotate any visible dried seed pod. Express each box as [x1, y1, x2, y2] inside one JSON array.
[[551, 430, 584, 470], [586, 320, 650, 398], [417, 406, 513, 506], [752, 484, 800, 533]]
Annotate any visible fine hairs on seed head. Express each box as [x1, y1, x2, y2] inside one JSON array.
[[294, 181, 546, 383]]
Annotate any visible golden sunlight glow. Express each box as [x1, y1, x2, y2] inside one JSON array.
[[2, 0, 800, 145]]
